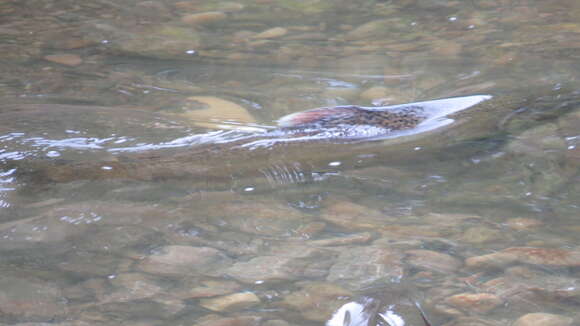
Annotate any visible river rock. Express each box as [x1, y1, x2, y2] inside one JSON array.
[[253, 27, 288, 39], [215, 199, 308, 237], [459, 226, 502, 244], [513, 313, 573, 326], [319, 199, 387, 230], [326, 245, 404, 291], [102, 273, 163, 303], [0, 274, 67, 321], [225, 246, 336, 283], [404, 249, 462, 273], [307, 232, 373, 246], [466, 247, 580, 269], [76, 225, 160, 254], [504, 218, 543, 230], [199, 292, 261, 312], [177, 96, 258, 130], [345, 20, 389, 40], [137, 245, 232, 276], [58, 251, 127, 277], [444, 292, 503, 314], [181, 11, 227, 25], [114, 24, 201, 59], [172, 279, 241, 299], [262, 320, 291, 326], [279, 282, 352, 322], [480, 271, 580, 312], [505, 123, 567, 158], [359, 86, 389, 101], [44, 53, 83, 66], [0, 214, 90, 250], [195, 315, 262, 326]]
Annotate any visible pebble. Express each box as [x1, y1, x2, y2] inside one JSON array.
[[345, 20, 388, 40], [431, 39, 463, 57], [262, 320, 291, 326], [103, 273, 163, 303], [320, 199, 387, 231], [459, 226, 502, 244], [179, 96, 258, 131], [404, 249, 462, 273], [504, 218, 543, 230], [307, 232, 373, 246], [280, 282, 352, 322], [0, 214, 90, 250], [466, 247, 580, 269], [178, 279, 242, 299], [225, 247, 335, 283], [253, 27, 288, 39], [359, 86, 389, 101], [199, 292, 261, 312], [181, 11, 227, 25], [215, 199, 307, 236], [44, 54, 83, 66], [444, 292, 503, 314], [326, 246, 404, 291], [137, 245, 232, 276], [0, 274, 67, 321], [513, 313, 573, 326], [196, 315, 262, 326]]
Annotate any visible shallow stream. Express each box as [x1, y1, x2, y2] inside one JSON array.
[[1, 0, 580, 325]]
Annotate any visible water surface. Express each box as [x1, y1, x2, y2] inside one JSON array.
[[1, 0, 580, 325]]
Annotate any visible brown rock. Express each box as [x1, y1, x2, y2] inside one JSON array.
[[199, 292, 261, 312], [103, 273, 163, 302], [0, 214, 90, 250], [445, 292, 503, 314], [0, 275, 67, 321], [320, 199, 386, 230], [253, 27, 288, 39], [44, 54, 82, 66], [405, 249, 462, 273], [178, 96, 257, 131], [465, 251, 518, 269], [216, 199, 307, 236], [466, 247, 580, 269], [225, 246, 335, 283], [513, 313, 573, 326], [431, 39, 463, 57], [181, 11, 227, 25], [345, 20, 388, 40], [177, 279, 242, 299], [459, 226, 502, 244], [308, 232, 373, 246], [327, 246, 404, 291], [195, 315, 262, 326], [137, 245, 232, 276], [280, 282, 352, 322], [504, 218, 543, 230], [360, 86, 389, 101]]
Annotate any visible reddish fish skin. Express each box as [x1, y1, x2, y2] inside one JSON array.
[[277, 105, 425, 131]]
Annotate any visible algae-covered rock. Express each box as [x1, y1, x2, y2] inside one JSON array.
[[108, 24, 201, 59], [279, 282, 352, 322], [326, 245, 404, 291], [199, 292, 261, 312], [513, 313, 573, 326]]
